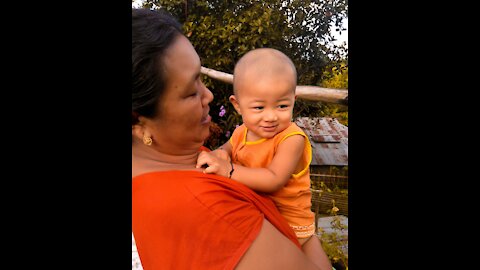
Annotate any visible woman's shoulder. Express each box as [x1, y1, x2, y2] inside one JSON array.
[[132, 170, 300, 268], [132, 171, 247, 202], [133, 170, 254, 198], [132, 171, 273, 220], [132, 171, 272, 245], [132, 170, 213, 191], [132, 171, 268, 269], [132, 170, 221, 182], [133, 171, 246, 223]]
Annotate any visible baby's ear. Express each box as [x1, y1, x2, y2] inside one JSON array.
[[229, 95, 242, 115]]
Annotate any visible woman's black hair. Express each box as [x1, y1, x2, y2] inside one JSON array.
[[132, 8, 182, 125]]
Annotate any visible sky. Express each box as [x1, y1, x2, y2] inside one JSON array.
[[332, 18, 348, 48]]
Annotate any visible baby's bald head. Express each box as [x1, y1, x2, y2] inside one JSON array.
[[233, 48, 297, 97]]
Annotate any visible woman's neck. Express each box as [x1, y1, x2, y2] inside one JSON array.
[[132, 139, 201, 177]]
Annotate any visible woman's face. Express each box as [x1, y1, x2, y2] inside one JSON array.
[[147, 35, 213, 154]]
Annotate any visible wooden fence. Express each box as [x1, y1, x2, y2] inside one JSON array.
[[200, 67, 348, 106]]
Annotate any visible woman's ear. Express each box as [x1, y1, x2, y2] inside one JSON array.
[[229, 95, 241, 115], [132, 124, 145, 141], [132, 116, 150, 141]]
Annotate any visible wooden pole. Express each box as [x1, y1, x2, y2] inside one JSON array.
[[200, 66, 348, 106], [201, 67, 233, 84]]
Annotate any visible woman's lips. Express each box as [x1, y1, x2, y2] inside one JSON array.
[[201, 114, 211, 125]]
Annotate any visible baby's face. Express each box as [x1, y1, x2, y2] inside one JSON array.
[[235, 74, 296, 141]]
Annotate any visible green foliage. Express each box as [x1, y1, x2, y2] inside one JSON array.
[[318, 202, 348, 269], [140, 0, 348, 148], [318, 229, 348, 270], [310, 165, 348, 268], [321, 62, 348, 90], [315, 62, 349, 126]]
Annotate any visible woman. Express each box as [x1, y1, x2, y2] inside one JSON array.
[[132, 8, 331, 270]]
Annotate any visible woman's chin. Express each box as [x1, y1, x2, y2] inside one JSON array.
[[202, 131, 211, 143], [193, 129, 210, 145]]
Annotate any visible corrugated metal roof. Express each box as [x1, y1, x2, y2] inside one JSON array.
[[295, 117, 348, 166]]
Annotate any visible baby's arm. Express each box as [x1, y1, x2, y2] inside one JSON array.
[[210, 141, 232, 161], [197, 135, 305, 193], [195, 141, 233, 176], [230, 135, 304, 192]]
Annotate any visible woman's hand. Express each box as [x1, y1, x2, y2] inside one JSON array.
[[196, 150, 232, 177]]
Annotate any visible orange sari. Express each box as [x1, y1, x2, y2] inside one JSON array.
[[132, 171, 300, 270]]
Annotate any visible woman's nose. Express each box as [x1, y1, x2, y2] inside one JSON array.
[[201, 82, 214, 105]]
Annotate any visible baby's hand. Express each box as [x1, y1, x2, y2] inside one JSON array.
[[196, 151, 231, 177], [210, 148, 231, 162]]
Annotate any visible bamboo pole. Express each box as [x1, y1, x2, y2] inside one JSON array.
[[200, 66, 348, 106], [201, 66, 233, 84]]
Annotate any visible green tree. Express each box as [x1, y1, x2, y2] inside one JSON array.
[[315, 61, 348, 125], [138, 0, 348, 147]]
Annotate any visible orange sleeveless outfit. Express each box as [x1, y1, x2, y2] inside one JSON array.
[[132, 170, 300, 270], [229, 122, 316, 238]]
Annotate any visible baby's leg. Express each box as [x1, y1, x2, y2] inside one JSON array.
[[300, 236, 332, 270]]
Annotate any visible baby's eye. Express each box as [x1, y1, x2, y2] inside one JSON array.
[[253, 106, 264, 110], [278, 105, 289, 109]]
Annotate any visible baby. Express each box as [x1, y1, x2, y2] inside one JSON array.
[[197, 48, 327, 268]]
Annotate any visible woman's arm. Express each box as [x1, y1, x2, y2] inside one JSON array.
[[301, 235, 333, 270], [235, 219, 329, 270]]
